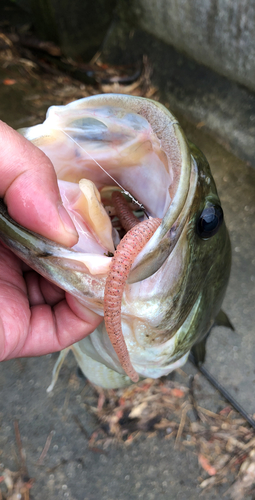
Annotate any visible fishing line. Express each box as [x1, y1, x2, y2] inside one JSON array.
[[59, 129, 147, 213]]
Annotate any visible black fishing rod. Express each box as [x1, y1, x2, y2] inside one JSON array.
[[188, 352, 255, 430]]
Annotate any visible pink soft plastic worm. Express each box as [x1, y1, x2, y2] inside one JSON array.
[[111, 191, 140, 231], [104, 193, 161, 382]]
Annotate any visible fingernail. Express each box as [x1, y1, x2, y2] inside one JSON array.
[[57, 203, 78, 238]]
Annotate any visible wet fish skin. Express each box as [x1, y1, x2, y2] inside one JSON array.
[[167, 141, 231, 361], [0, 95, 231, 388], [125, 140, 231, 367]]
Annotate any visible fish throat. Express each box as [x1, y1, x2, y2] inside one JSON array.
[[104, 192, 161, 382]]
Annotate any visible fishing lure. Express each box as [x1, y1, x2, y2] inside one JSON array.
[[104, 192, 161, 381]]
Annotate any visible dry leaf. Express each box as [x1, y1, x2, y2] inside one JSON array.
[[198, 454, 217, 476], [200, 476, 217, 488], [171, 388, 185, 398], [129, 402, 147, 418], [228, 450, 255, 499], [3, 79, 16, 85]]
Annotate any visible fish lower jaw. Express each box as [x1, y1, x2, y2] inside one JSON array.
[[132, 351, 190, 380]]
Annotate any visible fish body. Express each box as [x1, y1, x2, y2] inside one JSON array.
[[0, 95, 231, 388]]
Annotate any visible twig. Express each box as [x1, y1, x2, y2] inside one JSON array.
[[188, 375, 201, 421], [72, 415, 107, 455], [36, 431, 54, 466], [175, 402, 191, 448], [72, 415, 90, 440], [14, 420, 27, 475]]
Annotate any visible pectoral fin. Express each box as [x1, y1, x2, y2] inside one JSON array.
[[214, 309, 235, 331], [191, 310, 234, 366], [191, 336, 208, 365]]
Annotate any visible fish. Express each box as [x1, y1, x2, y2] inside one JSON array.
[[0, 94, 231, 389]]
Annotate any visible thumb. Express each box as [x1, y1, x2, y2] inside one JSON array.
[[0, 121, 78, 247]]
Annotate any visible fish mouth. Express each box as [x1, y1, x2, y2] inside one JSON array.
[[20, 94, 192, 282], [0, 94, 202, 387]]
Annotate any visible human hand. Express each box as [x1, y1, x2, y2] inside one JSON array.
[[0, 121, 102, 361]]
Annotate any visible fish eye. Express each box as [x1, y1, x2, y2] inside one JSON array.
[[197, 204, 223, 239]]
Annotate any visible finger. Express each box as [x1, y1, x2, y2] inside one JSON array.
[[24, 271, 48, 306], [39, 276, 65, 306], [0, 121, 78, 247], [23, 271, 65, 306], [0, 279, 30, 361], [0, 242, 25, 289], [9, 300, 103, 358], [0, 245, 103, 360]]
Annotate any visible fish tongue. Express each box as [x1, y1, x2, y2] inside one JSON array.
[[73, 179, 115, 253]]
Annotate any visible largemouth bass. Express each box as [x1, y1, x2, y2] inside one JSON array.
[[0, 94, 231, 389]]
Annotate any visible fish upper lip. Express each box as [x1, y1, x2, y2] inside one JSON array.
[[127, 156, 197, 284]]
